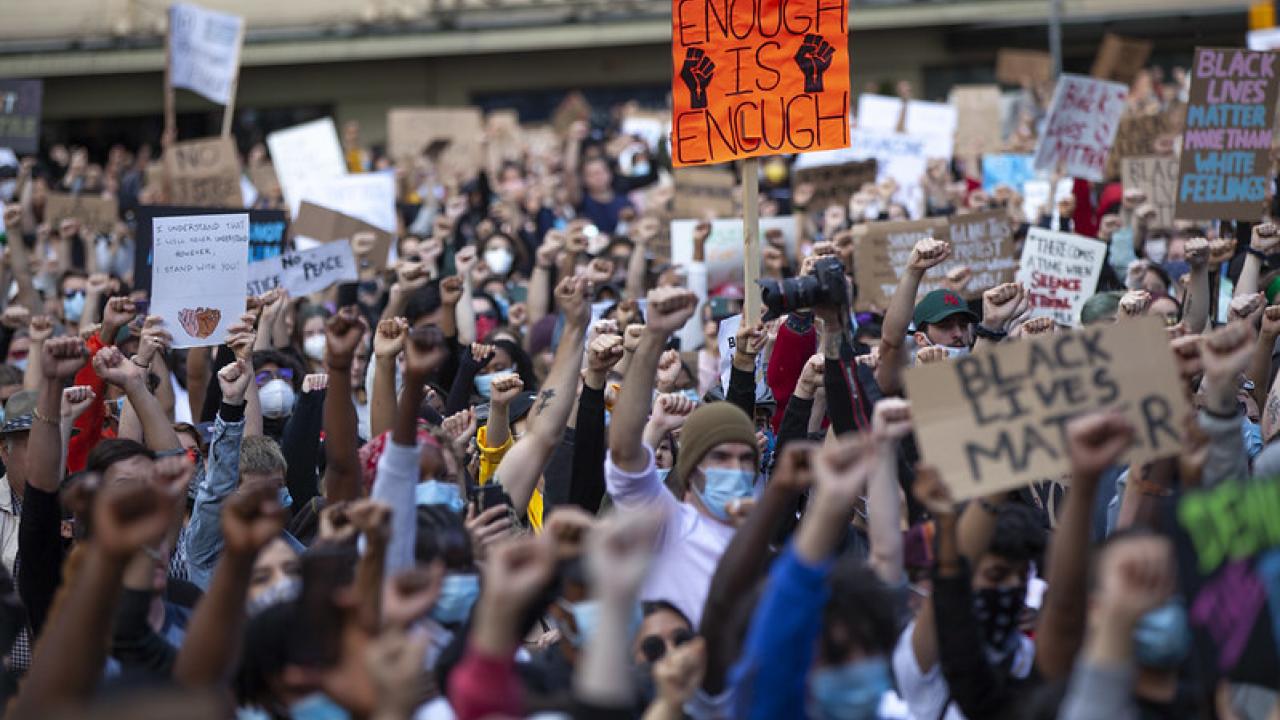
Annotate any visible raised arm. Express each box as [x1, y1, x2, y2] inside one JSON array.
[[1235, 223, 1277, 298], [867, 399, 909, 585], [323, 306, 370, 503], [454, 247, 479, 346], [876, 237, 952, 396], [493, 276, 589, 515], [92, 345, 181, 452], [28, 338, 90, 494], [370, 317, 408, 440], [4, 203, 42, 313], [609, 287, 699, 472], [1181, 237, 1212, 334]]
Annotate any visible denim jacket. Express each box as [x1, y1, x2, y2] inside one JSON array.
[[184, 409, 244, 590]]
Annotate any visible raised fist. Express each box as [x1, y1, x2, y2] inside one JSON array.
[[794, 34, 835, 93], [680, 47, 715, 109]]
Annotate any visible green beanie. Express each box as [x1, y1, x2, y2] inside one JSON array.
[[673, 401, 757, 493]]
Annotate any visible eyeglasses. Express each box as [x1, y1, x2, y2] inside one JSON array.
[[639, 628, 696, 663], [255, 368, 294, 387]]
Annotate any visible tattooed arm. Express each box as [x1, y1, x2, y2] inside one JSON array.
[[492, 277, 590, 518]]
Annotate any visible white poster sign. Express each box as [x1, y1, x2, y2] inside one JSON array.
[[1033, 74, 1129, 182], [246, 240, 358, 297], [168, 3, 245, 106], [297, 172, 397, 235], [266, 118, 347, 219], [1015, 227, 1107, 326], [856, 95, 956, 159], [151, 213, 249, 348]]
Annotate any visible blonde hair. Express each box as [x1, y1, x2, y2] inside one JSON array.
[[238, 436, 287, 478]]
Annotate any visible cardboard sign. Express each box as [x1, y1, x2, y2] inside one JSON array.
[[168, 3, 244, 106], [905, 317, 1189, 500], [1176, 47, 1280, 221], [793, 158, 877, 211], [1033, 74, 1129, 182], [670, 0, 851, 166], [150, 213, 249, 348], [1090, 33, 1154, 84], [386, 107, 485, 174], [248, 162, 280, 198], [247, 240, 358, 297], [1175, 475, 1280, 689], [551, 92, 591, 136], [851, 218, 949, 311], [943, 210, 1019, 296], [1122, 156, 1179, 229], [44, 192, 118, 236], [950, 85, 1003, 158], [133, 206, 287, 292], [0, 79, 41, 154], [1015, 227, 1107, 326], [297, 171, 397, 234], [266, 118, 347, 218], [672, 167, 736, 218], [163, 136, 243, 208], [797, 126, 930, 217], [291, 201, 393, 270], [995, 49, 1053, 86]]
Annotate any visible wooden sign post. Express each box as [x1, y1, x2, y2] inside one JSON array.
[[742, 157, 761, 323]]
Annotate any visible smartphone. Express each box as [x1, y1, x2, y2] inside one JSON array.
[[290, 545, 358, 668], [468, 482, 512, 514], [131, 300, 150, 327]]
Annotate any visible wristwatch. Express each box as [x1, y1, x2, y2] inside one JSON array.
[[974, 324, 1007, 341]]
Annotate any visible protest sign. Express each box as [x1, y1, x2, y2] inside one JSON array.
[[44, 192, 118, 236], [797, 126, 930, 217], [551, 92, 592, 136], [297, 171, 397, 234], [168, 3, 244, 106], [995, 49, 1052, 86], [247, 240, 358, 298], [792, 158, 877, 211], [133, 206, 287, 292], [851, 218, 949, 311], [163, 136, 243, 208], [672, 167, 737, 218], [1176, 47, 1280, 221], [1122, 156, 1179, 228], [670, 215, 799, 293], [1248, 27, 1280, 52], [292, 201, 393, 270], [150, 213, 249, 348], [981, 153, 1036, 192], [621, 111, 668, 151], [1090, 34, 1153, 84], [1021, 178, 1075, 224], [1175, 475, 1280, 688], [949, 85, 1003, 158], [1105, 111, 1171, 180], [265, 118, 346, 218], [905, 316, 1190, 500], [669, 0, 851, 166], [943, 210, 1019, 296], [0, 79, 41, 154], [248, 162, 280, 198], [386, 107, 485, 175], [1015, 227, 1107, 326], [1033, 74, 1128, 182], [857, 95, 956, 160]]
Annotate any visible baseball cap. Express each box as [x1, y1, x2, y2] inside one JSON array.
[[0, 390, 37, 435], [912, 289, 977, 328]]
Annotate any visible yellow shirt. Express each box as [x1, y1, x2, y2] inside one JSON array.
[[476, 425, 543, 532]]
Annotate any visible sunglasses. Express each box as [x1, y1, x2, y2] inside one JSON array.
[[639, 628, 696, 663], [255, 368, 294, 387]]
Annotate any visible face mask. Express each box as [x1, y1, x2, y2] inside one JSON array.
[[474, 372, 498, 398], [973, 585, 1025, 660], [1244, 418, 1264, 459], [807, 656, 892, 720], [1163, 260, 1191, 284], [9, 358, 26, 372], [680, 388, 701, 405], [1146, 238, 1169, 263], [303, 334, 327, 361], [694, 467, 755, 522], [432, 573, 480, 625], [416, 480, 465, 512], [559, 599, 599, 648], [278, 485, 293, 509], [63, 291, 86, 323], [289, 693, 351, 720], [945, 346, 970, 359], [259, 379, 296, 419], [492, 293, 511, 318], [656, 467, 671, 485], [631, 159, 651, 177], [1133, 600, 1191, 669], [248, 576, 301, 617], [483, 248, 515, 276]]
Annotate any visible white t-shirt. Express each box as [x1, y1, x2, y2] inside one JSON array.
[[890, 620, 1035, 720]]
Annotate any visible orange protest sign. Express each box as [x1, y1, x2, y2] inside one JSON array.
[[670, 0, 851, 167]]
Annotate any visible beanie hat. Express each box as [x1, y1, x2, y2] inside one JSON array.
[[673, 402, 757, 491]]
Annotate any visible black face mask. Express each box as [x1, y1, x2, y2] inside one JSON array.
[[973, 585, 1025, 660]]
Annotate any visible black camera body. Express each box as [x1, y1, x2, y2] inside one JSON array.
[[758, 256, 850, 320]]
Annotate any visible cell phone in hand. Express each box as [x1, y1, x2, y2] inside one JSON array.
[[131, 300, 150, 327], [467, 482, 512, 514]]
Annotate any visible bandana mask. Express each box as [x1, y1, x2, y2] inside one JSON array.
[[973, 585, 1025, 662]]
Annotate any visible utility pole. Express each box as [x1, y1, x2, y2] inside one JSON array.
[[1049, 0, 1064, 79]]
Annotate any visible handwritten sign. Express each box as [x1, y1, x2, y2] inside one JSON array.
[[672, 167, 737, 218], [0, 79, 41, 154], [297, 171, 397, 235], [857, 95, 956, 160], [247, 240, 358, 297], [163, 136, 243, 208], [904, 317, 1190, 500], [1033, 75, 1128, 182], [944, 211, 1018, 296], [133, 206, 286, 292], [852, 218, 949, 311], [1015, 227, 1106, 326], [386, 107, 485, 174], [44, 192, 118, 236], [670, 0, 851, 166], [792, 158, 877, 211], [996, 49, 1052, 87], [1176, 47, 1280, 221], [150, 213, 249, 348], [1122, 156, 1179, 229], [950, 85, 1003, 158], [1175, 475, 1280, 688], [292, 201, 393, 270], [1090, 33, 1153, 84], [168, 3, 244, 106], [266, 118, 347, 219]]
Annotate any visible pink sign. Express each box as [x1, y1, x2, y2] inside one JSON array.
[[1033, 74, 1129, 182]]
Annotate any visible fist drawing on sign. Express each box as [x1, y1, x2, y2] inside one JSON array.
[[794, 34, 835, 93], [681, 48, 715, 109]]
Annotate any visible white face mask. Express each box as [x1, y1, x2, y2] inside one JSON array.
[[483, 248, 514, 276], [259, 379, 296, 419], [1146, 239, 1169, 264], [303, 334, 326, 361]]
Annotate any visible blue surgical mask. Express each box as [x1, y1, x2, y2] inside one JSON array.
[[557, 598, 641, 648], [278, 485, 293, 509], [945, 346, 970, 359], [694, 467, 755, 522], [289, 693, 351, 720], [656, 467, 671, 485], [432, 573, 480, 625], [1133, 600, 1191, 669], [680, 388, 702, 405], [491, 293, 511, 318], [416, 480, 465, 512], [8, 358, 25, 372], [807, 656, 891, 720], [474, 372, 498, 399], [1243, 418, 1264, 461], [63, 291, 86, 323]]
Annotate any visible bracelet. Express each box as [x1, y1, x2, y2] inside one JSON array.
[[1248, 247, 1270, 261], [974, 324, 1007, 341], [32, 408, 59, 426]]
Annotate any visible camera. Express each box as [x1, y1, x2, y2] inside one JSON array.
[[758, 256, 850, 320]]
